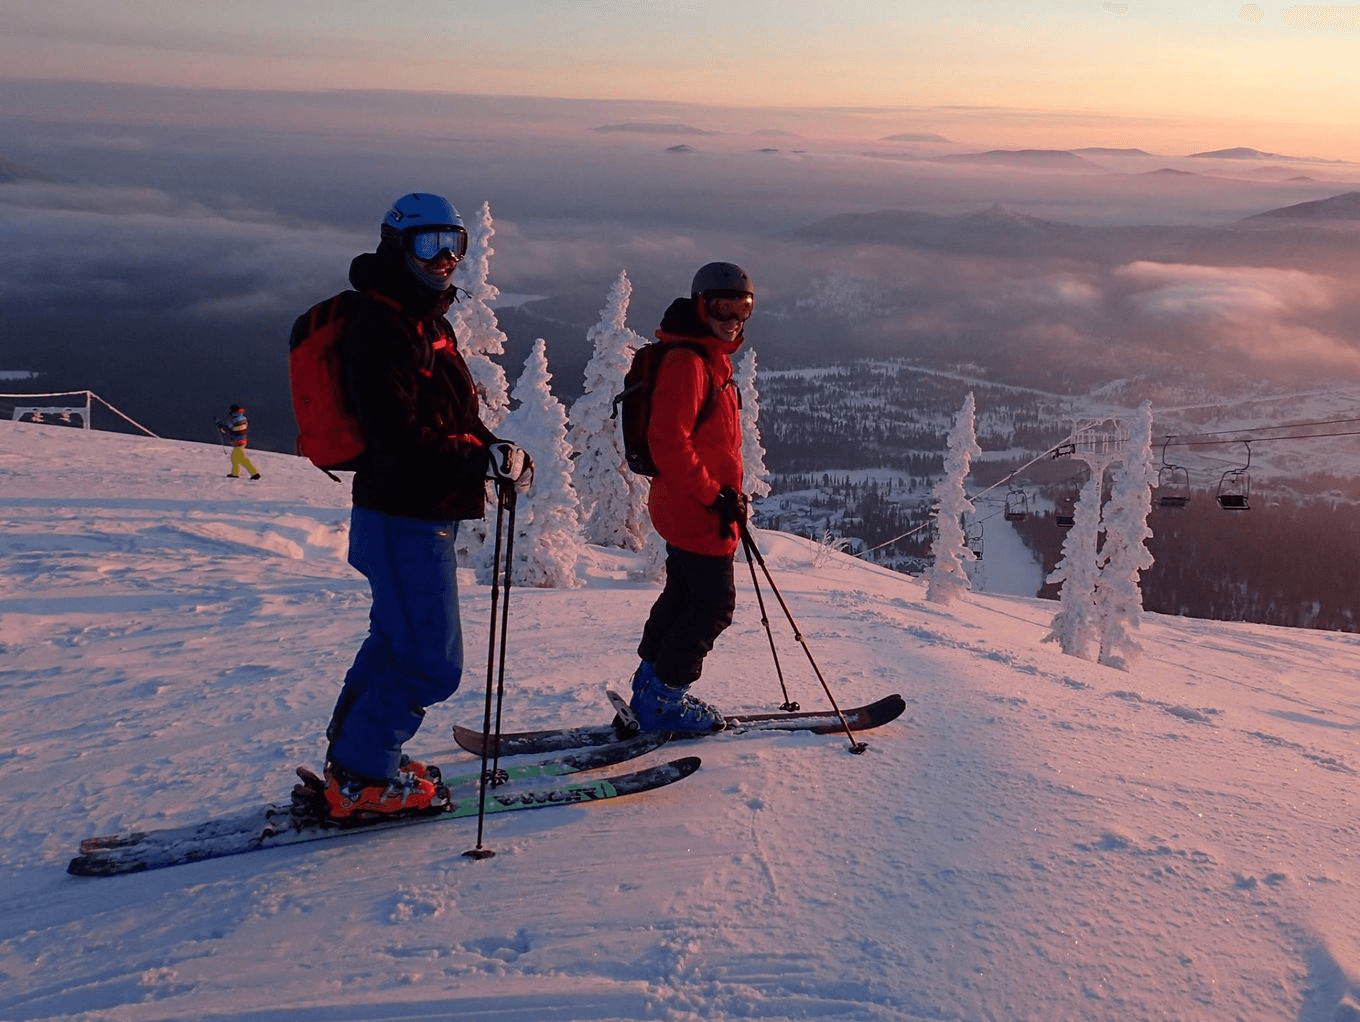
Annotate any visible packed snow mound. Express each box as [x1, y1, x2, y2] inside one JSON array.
[[2, 418, 1360, 1021]]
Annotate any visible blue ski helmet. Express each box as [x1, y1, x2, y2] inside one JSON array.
[[381, 193, 467, 292], [382, 192, 464, 237]]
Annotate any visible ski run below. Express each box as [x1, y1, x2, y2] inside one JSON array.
[[1, 418, 1359, 1021]]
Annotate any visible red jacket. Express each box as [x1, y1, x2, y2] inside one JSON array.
[[646, 298, 744, 556]]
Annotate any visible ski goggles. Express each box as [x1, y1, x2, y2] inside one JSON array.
[[408, 226, 469, 262], [702, 290, 754, 323]]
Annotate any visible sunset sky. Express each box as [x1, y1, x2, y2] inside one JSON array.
[[3, 2, 1360, 157]]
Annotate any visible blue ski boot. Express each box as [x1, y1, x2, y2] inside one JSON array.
[[630, 661, 656, 697], [630, 670, 726, 735], [609, 661, 656, 735]]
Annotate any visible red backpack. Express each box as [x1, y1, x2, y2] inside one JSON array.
[[288, 291, 367, 474]]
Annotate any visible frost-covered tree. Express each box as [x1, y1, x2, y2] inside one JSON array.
[[491, 339, 586, 588], [450, 201, 510, 430], [636, 525, 667, 583], [735, 348, 771, 500], [567, 271, 651, 550], [1095, 402, 1156, 669], [927, 393, 981, 605], [1043, 470, 1104, 659]]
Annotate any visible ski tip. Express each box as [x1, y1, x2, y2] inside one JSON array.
[[451, 724, 487, 756], [878, 693, 907, 720], [668, 755, 702, 778], [68, 855, 147, 878]]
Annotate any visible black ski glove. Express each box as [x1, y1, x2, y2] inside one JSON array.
[[707, 486, 748, 539]]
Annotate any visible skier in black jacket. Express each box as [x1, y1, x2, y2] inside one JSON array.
[[322, 192, 531, 819]]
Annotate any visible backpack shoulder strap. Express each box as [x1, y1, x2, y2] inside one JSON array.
[[668, 340, 726, 427]]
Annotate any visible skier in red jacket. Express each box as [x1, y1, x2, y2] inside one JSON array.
[[629, 262, 754, 733]]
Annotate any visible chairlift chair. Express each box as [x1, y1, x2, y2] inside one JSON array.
[[1216, 441, 1251, 511], [1157, 465, 1191, 508], [1055, 497, 1076, 529], [1155, 437, 1192, 508], [1217, 470, 1250, 510], [965, 522, 984, 560], [1003, 488, 1030, 521]]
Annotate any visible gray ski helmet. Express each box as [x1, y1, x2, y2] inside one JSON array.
[[691, 262, 754, 299]]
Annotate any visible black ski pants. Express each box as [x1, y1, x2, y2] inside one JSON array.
[[638, 544, 736, 687]]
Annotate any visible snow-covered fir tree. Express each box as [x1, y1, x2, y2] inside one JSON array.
[[1043, 469, 1105, 659], [735, 348, 771, 500], [449, 201, 512, 568], [566, 271, 651, 550], [927, 393, 981, 605], [450, 201, 510, 430], [1095, 403, 1156, 669], [637, 526, 667, 583], [493, 339, 586, 589]]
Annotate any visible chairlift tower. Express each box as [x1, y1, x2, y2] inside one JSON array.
[[1052, 418, 1129, 522]]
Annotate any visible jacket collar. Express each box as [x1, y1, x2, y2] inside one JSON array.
[[655, 297, 744, 359], [349, 244, 456, 319]]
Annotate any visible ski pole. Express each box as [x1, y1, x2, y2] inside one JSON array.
[[737, 520, 867, 755], [488, 485, 517, 781], [465, 482, 512, 860], [213, 420, 230, 458], [741, 537, 799, 711]]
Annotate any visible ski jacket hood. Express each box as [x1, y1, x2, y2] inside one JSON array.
[[349, 244, 458, 319], [646, 297, 745, 557], [339, 246, 496, 521]]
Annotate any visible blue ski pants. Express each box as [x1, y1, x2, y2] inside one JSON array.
[[326, 506, 464, 781]]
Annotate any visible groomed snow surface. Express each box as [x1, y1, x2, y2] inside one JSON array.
[[2, 419, 1359, 1022]]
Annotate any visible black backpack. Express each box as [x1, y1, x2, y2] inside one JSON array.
[[611, 340, 721, 477]]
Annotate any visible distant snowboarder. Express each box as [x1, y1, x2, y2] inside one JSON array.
[[215, 404, 261, 480]]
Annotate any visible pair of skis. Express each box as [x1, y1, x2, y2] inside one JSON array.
[[66, 693, 905, 877], [68, 730, 687, 877], [70, 507, 906, 877]]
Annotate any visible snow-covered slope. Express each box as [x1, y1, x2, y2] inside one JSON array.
[[2, 420, 1358, 1021]]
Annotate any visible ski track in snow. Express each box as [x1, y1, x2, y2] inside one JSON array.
[[1, 420, 1359, 1021]]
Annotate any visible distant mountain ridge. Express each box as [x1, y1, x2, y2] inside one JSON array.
[[1247, 191, 1360, 220], [1191, 147, 1292, 161], [802, 196, 1360, 259], [803, 205, 1092, 255], [1189, 146, 1353, 164], [0, 152, 62, 183], [1072, 147, 1154, 157], [932, 149, 1102, 170], [592, 122, 715, 135]]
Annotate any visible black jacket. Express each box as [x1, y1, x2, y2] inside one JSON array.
[[340, 244, 497, 521]]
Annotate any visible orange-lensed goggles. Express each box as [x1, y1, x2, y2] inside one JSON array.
[[703, 291, 754, 323]]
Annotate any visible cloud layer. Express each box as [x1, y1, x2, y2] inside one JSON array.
[[6, 82, 1360, 450]]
